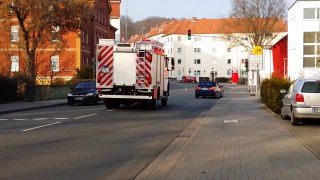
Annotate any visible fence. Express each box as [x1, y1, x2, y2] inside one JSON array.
[[25, 85, 71, 101]]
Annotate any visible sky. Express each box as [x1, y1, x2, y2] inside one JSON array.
[[121, 0, 296, 22]]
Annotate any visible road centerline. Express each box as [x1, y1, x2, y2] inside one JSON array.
[[73, 113, 98, 120], [21, 122, 61, 132]]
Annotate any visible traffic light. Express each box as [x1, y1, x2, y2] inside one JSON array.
[[187, 29, 191, 40], [244, 59, 249, 71]]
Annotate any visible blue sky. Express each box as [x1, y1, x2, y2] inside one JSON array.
[[121, 0, 296, 22]]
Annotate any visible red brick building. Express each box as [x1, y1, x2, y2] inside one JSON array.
[[0, 0, 116, 84]]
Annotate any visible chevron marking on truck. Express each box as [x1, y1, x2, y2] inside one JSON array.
[[98, 45, 114, 86]]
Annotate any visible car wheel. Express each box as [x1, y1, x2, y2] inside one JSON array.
[[93, 97, 99, 105], [195, 94, 199, 98], [291, 110, 300, 126], [68, 100, 73, 106], [281, 106, 290, 120]]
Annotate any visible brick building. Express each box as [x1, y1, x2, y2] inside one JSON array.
[[0, 0, 116, 84]]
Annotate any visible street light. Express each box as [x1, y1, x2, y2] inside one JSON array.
[[141, 27, 146, 39]]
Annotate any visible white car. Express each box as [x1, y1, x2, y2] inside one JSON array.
[[280, 78, 320, 126]]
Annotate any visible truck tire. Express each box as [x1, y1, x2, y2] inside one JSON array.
[[161, 99, 167, 106], [150, 99, 158, 110]]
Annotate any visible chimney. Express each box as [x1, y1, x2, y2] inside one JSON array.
[[191, 17, 197, 22]]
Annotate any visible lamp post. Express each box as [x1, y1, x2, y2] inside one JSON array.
[[141, 27, 146, 39]]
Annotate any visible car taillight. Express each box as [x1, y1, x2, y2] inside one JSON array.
[[97, 74, 102, 83], [209, 87, 215, 91], [295, 93, 304, 103], [147, 76, 152, 84], [195, 87, 201, 90]]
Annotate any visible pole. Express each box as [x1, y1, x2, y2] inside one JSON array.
[[125, 0, 128, 41]]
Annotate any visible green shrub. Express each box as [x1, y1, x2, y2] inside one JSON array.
[[260, 78, 291, 114], [75, 65, 94, 79]]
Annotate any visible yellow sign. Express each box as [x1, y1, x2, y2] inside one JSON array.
[[253, 45, 263, 55]]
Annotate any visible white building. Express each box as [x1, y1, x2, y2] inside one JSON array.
[[110, 0, 121, 42], [145, 18, 287, 82], [288, 0, 320, 80]]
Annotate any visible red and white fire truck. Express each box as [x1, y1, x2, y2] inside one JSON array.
[[96, 39, 173, 109]]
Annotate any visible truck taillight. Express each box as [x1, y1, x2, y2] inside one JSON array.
[[97, 74, 102, 83], [295, 93, 304, 103], [97, 88, 101, 92], [147, 76, 152, 84], [98, 54, 102, 61]]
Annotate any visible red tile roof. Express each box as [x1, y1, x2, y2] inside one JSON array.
[[143, 17, 287, 39]]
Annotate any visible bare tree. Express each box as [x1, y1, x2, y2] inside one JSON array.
[[223, 0, 287, 49], [0, 0, 92, 87]]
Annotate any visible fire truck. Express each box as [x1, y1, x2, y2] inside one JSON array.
[[96, 39, 173, 109]]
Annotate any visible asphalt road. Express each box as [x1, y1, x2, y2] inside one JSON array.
[[0, 81, 218, 180]]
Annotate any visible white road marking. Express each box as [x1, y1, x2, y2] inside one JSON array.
[[73, 113, 97, 120], [33, 118, 49, 121], [0, 119, 9, 121], [13, 119, 27, 121], [53, 118, 70, 120], [107, 110, 114, 112], [21, 122, 61, 132]]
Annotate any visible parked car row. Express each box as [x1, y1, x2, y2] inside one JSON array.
[[280, 78, 320, 126]]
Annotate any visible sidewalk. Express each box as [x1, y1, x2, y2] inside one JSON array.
[[0, 99, 67, 115], [136, 95, 320, 179]]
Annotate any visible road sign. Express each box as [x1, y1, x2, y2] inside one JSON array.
[[248, 54, 263, 70], [253, 45, 263, 55]]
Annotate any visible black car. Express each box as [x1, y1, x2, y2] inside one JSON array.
[[195, 81, 224, 98], [67, 80, 99, 106]]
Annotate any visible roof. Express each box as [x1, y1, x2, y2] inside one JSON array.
[[144, 17, 287, 39], [289, 0, 319, 10]]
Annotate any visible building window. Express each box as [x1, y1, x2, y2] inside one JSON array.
[[178, 36, 182, 41], [11, 56, 19, 72], [227, 47, 231, 52], [11, 26, 19, 43], [194, 59, 201, 64], [194, 70, 200, 76], [194, 48, 201, 53], [51, 55, 59, 72], [51, 26, 60, 41], [304, 8, 320, 20], [227, 59, 232, 64], [177, 59, 182, 64], [194, 36, 201, 41], [178, 48, 182, 53], [212, 47, 216, 53], [303, 32, 320, 67]]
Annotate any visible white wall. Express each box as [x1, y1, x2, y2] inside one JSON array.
[[288, 1, 320, 80], [111, 19, 121, 42]]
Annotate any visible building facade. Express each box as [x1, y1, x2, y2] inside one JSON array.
[[145, 18, 287, 81], [0, 0, 116, 84], [288, 0, 320, 80], [110, 0, 121, 42]]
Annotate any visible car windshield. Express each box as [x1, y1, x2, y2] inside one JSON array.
[[199, 82, 216, 87], [301, 81, 320, 93], [75, 81, 95, 89]]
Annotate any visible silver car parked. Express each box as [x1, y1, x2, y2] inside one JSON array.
[[280, 78, 320, 126]]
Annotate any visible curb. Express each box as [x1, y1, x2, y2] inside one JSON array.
[[0, 103, 67, 115]]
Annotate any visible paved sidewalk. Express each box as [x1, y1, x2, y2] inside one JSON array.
[[0, 99, 66, 114], [136, 96, 320, 179]]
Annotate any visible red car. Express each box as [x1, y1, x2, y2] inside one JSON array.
[[181, 76, 197, 83]]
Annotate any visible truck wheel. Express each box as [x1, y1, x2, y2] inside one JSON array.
[[161, 99, 167, 106], [150, 99, 158, 110]]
